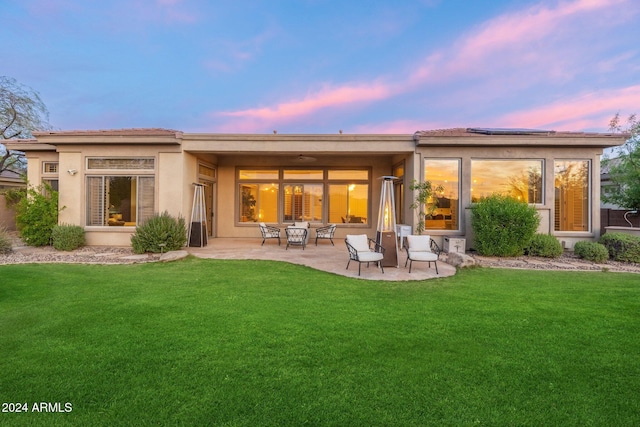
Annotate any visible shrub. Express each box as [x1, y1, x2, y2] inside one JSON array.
[[0, 227, 12, 254], [574, 241, 609, 263], [131, 211, 187, 254], [471, 194, 540, 257], [526, 234, 563, 258], [599, 232, 640, 263], [15, 183, 59, 246], [52, 224, 86, 251]]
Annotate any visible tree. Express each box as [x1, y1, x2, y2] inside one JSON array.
[[602, 113, 640, 211], [0, 76, 52, 175]]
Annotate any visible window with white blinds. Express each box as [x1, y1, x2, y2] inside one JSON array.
[[86, 176, 155, 226]]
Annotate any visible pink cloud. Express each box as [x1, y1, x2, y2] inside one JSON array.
[[213, 0, 637, 133], [218, 82, 395, 121], [497, 85, 640, 131]]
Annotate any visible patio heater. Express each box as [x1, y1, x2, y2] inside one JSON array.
[[376, 176, 398, 267], [188, 183, 208, 247]]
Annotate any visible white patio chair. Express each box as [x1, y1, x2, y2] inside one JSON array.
[[345, 234, 385, 276], [404, 235, 440, 274], [315, 224, 337, 246], [286, 227, 308, 250], [259, 222, 281, 246]]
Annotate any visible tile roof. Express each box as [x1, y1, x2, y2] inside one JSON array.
[[33, 128, 181, 137]]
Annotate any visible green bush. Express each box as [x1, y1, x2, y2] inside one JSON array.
[[526, 234, 563, 258], [599, 232, 640, 263], [471, 194, 540, 257], [15, 183, 59, 246], [0, 227, 12, 254], [52, 224, 86, 251], [131, 211, 187, 254], [574, 241, 609, 263]]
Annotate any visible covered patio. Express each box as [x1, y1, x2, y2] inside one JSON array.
[[186, 238, 456, 281]]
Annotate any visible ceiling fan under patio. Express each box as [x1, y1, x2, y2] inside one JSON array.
[[293, 154, 317, 163]]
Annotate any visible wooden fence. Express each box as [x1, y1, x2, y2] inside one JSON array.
[[0, 194, 17, 231], [601, 208, 640, 235]]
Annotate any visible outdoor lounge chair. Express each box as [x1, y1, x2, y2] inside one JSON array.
[[404, 235, 440, 273], [259, 222, 281, 246], [345, 234, 385, 276], [286, 227, 308, 250], [315, 224, 337, 245]]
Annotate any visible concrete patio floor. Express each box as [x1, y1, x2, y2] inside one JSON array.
[[186, 238, 456, 281]]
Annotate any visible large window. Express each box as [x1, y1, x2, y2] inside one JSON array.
[[555, 160, 590, 232], [471, 160, 543, 203], [240, 183, 278, 223], [86, 176, 155, 226], [284, 184, 323, 222], [424, 159, 460, 230], [328, 183, 369, 224], [238, 168, 369, 224], [86, 158, 155, 227]]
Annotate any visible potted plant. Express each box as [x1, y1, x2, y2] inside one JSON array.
[[409, 179, 443, 235]]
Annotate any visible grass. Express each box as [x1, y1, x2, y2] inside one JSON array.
[[1, 258, 639, 426]]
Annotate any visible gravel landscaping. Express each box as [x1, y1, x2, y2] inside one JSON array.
[[2, 231, 639, 273]]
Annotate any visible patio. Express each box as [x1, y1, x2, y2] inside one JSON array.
[[186, 237, 456, 281]]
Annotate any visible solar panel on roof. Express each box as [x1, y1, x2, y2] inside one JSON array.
[[467, 128, 555, 135]]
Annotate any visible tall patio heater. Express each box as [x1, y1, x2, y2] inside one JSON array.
[[376, 176, 398, 267], [188, 183, 208, 247]]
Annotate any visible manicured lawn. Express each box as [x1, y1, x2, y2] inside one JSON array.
[[1, 258, 639, 426]]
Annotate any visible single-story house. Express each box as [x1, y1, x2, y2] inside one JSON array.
[[6, 127, 626, 249], [0, 168, 25, 190]]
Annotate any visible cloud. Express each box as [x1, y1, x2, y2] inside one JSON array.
[[213, 0, 637, 132], [497, 85, 640, 131], [217, 81, 395, 127], [203, 26, 281, 74]]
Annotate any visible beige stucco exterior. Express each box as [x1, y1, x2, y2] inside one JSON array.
[[6, 128, 625, 249]]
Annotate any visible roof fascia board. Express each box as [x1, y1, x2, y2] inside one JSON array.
[[414, 134, 627, 149], [4, 141, 56, 151], [182, 133, 416, 153]]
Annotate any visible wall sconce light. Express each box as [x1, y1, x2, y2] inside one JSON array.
[[67, 169, 78, 176]]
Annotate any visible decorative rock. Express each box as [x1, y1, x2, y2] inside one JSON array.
[[120, 254, 151, 261], [445, 252, 476, 268], [159, 250, 189, 262]]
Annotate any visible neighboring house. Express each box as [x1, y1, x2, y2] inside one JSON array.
[[0, 169, 25, 231], [0, 168, 24, 190], [6, 127, 626, 249]]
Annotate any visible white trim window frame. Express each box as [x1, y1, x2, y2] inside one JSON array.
[[85, 157, 155, 227], [553, 159, 591, 233]]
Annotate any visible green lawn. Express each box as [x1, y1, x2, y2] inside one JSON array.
[[1, 258, 639, 426]]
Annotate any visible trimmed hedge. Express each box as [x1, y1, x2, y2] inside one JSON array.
[[526, 234, 563, 258], [131, 211, 187, 254], [471, 194, 540, 257], [574, 241, 609, 263], [52, 224, 86, 251], [15, 183, 59, 247], [599, 232, 640, 263]]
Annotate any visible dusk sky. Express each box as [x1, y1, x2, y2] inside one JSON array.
[[3, 0, 639, 134]]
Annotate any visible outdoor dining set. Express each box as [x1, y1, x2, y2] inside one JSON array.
[[258, 222, 440, 276]]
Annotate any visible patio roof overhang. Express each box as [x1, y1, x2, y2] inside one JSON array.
[[181, 133, 417, 156]]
